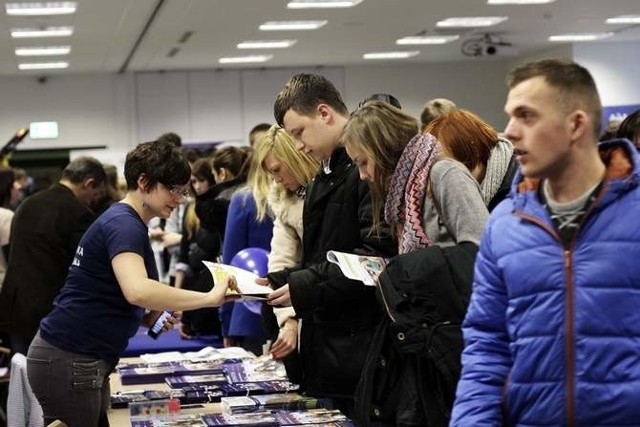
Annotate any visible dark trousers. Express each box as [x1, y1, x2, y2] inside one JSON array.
[[27, 332, 113, 427], [10, 331, 34, 357]]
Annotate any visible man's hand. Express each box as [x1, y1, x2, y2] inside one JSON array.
[[255, 277, 271, 287], [267, 284, 291, 307], [270, 319, 298, 360]]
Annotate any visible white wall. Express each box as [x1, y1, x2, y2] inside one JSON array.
[[344, 61, 511, 130], [573, 42, 640, 107], [0, 74, 134, 151], [0, 45, 638, 160]]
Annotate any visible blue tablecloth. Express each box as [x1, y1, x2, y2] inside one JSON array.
[[121, 326, 222, 357]]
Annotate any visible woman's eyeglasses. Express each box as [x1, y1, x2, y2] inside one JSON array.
[[163, 183, 192, 198]]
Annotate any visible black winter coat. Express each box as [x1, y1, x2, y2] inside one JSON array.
[[270, 147, 397, 399]]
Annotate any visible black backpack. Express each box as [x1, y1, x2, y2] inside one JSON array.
[[354, 243, 477, 427]]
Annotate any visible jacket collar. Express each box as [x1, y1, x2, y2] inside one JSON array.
[[511, 138, 640, 214]]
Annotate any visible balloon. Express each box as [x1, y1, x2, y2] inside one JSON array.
[[230, 247, 269, 277]]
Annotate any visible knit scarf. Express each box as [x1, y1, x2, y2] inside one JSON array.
[[384, 133, 441, 253], [480, 137, 514, 205]]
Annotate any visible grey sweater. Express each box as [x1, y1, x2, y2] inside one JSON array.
[[421, 158, 488, 248]]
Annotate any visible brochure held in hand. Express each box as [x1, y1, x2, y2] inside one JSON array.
[[202, 261, 270, 300]]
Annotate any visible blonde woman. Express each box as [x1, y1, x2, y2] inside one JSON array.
[[252, 126, 318, 361]]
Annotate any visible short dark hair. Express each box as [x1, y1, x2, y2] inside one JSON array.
[[157, 132, 182, 148], [617, 109, 640, 148], [62, 157, 107, 186], [274, 73, 348, 126], [249, 123, 271, 146], [508, 58, 602, 137], [360, 93, 402, 110], [124, 140, 190, 190]]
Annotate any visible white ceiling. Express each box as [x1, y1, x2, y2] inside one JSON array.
[[0, 0, 639, 76]]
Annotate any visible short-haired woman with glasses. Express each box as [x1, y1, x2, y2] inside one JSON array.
[[27, 140, 236, 427]]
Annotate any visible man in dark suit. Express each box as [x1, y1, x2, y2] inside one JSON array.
[[0, 157, 106, 355]]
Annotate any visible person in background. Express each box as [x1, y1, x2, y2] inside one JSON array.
[[220, 155, 274, 354], [175, 158, 223, 339], [26, 140, 235, 427], [249, 123, 272, 148], [425, 109, 518, 211], [616, 109, 640, 149], [359, 93, 402, 110], [420, 98, 457, 132], [9, 167, 30, 210], [0, 157, 106, 356], [451, 58, 640, 426], [157, 131, 182, 148], [0, 168, 16, 287], [94, 164, 121, 215], [267, 74, 397, 416], [195, 147, 250, 344]]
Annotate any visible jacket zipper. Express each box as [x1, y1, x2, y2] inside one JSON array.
[[377, 280, 396, 323], [513, 182, 607, 426]]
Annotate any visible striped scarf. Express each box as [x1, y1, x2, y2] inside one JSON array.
[[384, 133, 441, 253]]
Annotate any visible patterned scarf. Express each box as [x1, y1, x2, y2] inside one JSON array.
[[384, 133, 441, 253]]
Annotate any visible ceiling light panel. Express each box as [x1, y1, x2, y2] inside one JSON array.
[[363, 51, 420, 60], [287, 0, 362, 9], [396, 35, 460, 45], [237, 40, 297, 49], [606, 15, 640, 24], [549, 33, 614, 42], [15, 46, 71, 56], [219, 55, 274, 64], [6, 2, 77, 16], [260, 21, 328, 31], [18, 61, 69, 70], [11, 26, 74, 38], [437, 17, 508, 28]]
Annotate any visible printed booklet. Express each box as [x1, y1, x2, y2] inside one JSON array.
[[202, 261, 270, 300], [326, 250, 388, 287]]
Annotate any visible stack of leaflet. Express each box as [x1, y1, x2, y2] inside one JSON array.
[[221, 394, 321, 415], [138, 346, 255, 364], [118, 360, 239, 385], [111, 386, 226, 409], [222, 356, 288, 384], [130, 409, 354, 426]]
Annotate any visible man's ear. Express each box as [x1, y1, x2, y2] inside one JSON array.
[[83, 177, 97, 189], [317, 103, 332, 123], [569, 110, 589, 142]]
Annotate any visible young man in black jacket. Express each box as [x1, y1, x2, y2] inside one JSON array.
[[266, 74, 397, 415]]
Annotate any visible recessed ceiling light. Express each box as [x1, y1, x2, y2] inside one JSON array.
[[259, 20, 328, 31], [218, 55, 274, 64], [363, 51, 420, 60], [606, 15, 640, 24], [6, 2, 77, 16], [287, 0, 362, 9], [237, 40, 297, 49], [11, 26, 74, 38], [436, 17, 508, 28], [15, 46, 71, 56], [396, 35, 460, 45], [549, 33, 614, 42], [487, 0, 554, 4], [18, 61, 68, 70]]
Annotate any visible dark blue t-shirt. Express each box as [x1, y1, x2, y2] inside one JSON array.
[[40, 203, 158, 365]]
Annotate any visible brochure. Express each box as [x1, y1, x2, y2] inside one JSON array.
[[274, 408, 350, 426], [202, 261, 270, 300], [223, 356, 288, 384], [221, 394, 319, 415], [118, 360, 233, 385], [326, 250, 387, 287]]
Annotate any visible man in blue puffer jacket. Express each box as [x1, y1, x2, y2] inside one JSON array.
[[451, 57, 640, 426]]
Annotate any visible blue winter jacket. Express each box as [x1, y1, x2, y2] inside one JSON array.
[[451, 139, 640, 426]]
